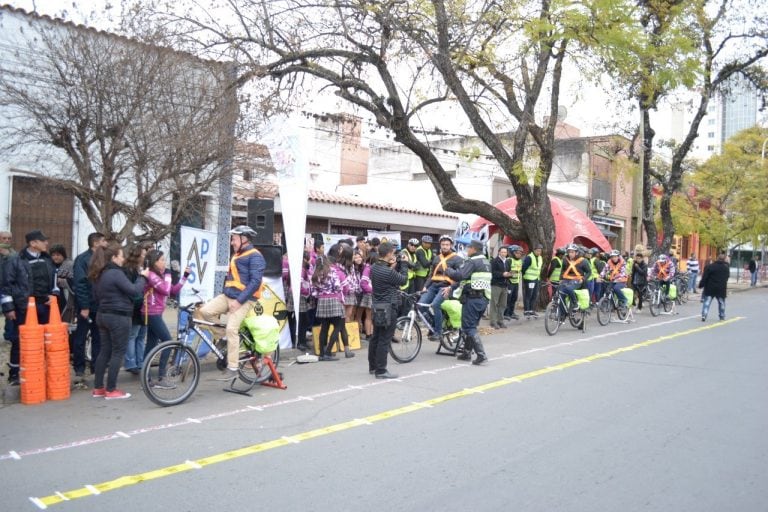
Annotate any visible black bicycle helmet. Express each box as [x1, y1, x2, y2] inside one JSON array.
[[421, 235, 433, 243], [566, 243, 579, 252]]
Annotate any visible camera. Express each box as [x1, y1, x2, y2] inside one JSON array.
[[143, 256, 150, 270]]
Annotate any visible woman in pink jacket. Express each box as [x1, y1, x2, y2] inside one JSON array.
[[141, 250, 189, 384]]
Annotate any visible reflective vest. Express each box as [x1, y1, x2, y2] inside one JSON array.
[[414, 247, 432, 277], [587, 256, 597, 281], [224, 248, 264, 299], [431, 253, 458, 285], [561, 257, 586, 280], [605, 258, 628, 283], [507, 257, 522, 285], [455, 255, 492, 300], [523, 254, 542, 281], [399, 249, 416, 290], [549, 256, 562, 283], [656, 261, 671, 280]]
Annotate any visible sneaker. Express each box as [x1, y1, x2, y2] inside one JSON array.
[[701, 316, 706, 322], [456, 352, 471, 361], [151, 380, 177, 390], [428, 333, 441, 342], [319, 354, 338, 361], [215, 367, 239, 380], [530, 312, 540, 318], [472, 355, 488, 366], [92, 387, 106, 398], [125, 368, 140, 375], [509, 314, 520, 320], [104, 389, 131, 400]]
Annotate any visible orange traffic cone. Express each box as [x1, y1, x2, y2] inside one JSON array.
[[20, 297, 46, 405], [24, 296, 39, 326]]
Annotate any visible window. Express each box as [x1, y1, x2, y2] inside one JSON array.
[[707, 145, 715, 151], [708, 132, 715, 138], [708, 118, 716, 125]]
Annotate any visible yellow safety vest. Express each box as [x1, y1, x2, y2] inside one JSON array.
[[224, 248, 264, 299], [400, 249, 416, 290], [507, 258, 522, 284], [523, 254, 542, 281], [561, 257, 585, 280], [550, 256, 562, 282], [414, 247, 432, 277], [431, 253, 457, 285]]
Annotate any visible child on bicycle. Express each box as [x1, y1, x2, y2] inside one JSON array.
[[599, 250, 628, 307]]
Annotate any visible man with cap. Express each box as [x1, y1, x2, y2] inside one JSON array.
[[504, 244, 524, 320], [413, 235, 434, 292], [521, 244, 543, 318], [0, 230, 58, 385], [446, 239, 490, 365]]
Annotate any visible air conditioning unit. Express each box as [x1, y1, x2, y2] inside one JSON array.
[[592, 199, 607, 212]]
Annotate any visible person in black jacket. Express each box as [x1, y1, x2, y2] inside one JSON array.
[[631, 251, 649, 311], [489, 246, 509, 329], [0, 230, 57, 385], [699, 252, 730, 322], [89, 243, 148, 399], [71, 232, 107, 378], [369, 242, 408, 379]]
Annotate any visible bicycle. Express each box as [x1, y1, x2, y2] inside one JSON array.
[[596, 281, 631, 326], [544, 284, 588, 335], [392, 291, 465, 362], [141, 290, 282, 407], [673, 272, 689, 305], [648, 280, 675, 317]]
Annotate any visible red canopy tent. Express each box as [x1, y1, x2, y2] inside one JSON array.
[[469, 195, 613, 252]]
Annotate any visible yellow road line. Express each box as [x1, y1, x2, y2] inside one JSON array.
[[31, 317, 742, 509]]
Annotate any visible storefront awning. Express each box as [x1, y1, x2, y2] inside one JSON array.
[[599, 227, 618, 239]]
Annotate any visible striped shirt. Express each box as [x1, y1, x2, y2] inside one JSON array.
[[687, 258, 699, 273], [371, 260, 408, 305]]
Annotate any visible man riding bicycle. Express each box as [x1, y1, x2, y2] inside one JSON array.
[[651, 253, 676, 300], [599, 250, 629, 307], [195, 225, 266, 379], [557, 244, 591, 317], [418, 235, 463, 341]]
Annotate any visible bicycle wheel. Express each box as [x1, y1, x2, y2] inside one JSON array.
[[440, 330, 461, 353], [237, 331, 280, 384], [544, 301, 562, 336], [649, 292, 661, 316], [390, 316, 422, 363], [141, 341, 200, 407], [596, 297, 612, 326], [663, 298, 674, 313], [616, 303, 629, 320]]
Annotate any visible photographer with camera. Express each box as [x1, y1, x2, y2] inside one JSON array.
[[369, 242, 408, 379]]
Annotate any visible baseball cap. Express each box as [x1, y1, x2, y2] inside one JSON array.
[[25, 230, 49, 243]]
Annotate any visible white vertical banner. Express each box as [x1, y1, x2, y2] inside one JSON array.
[[263, 114, 310, 339], [179, 226, 218, 306]]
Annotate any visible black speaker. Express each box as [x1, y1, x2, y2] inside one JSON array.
[[253, 244, 283, 277], [247, 199, 275, 245]]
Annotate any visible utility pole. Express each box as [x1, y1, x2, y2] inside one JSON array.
[[633, 102, 645, 249]]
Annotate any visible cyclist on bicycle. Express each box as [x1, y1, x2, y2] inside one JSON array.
[[195, 225, 266, 379], [599, 250, 629, 307], [418, 235, 463, 341], [651, 253, 676, 300], [557, 244, 591, 317]]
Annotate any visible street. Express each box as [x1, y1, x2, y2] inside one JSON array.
[[1, 287, 767, 511]]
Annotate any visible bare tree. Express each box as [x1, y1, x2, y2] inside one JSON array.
[[0, 18, 241, 242], [132, 0, 619, 254]]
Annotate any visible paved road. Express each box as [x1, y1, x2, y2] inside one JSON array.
[[1, 288, 766, 511]]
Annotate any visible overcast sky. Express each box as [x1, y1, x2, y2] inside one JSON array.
[[8, 0, 638, 139]]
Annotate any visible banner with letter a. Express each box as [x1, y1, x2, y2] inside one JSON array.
[[179, 226, 218, 306]]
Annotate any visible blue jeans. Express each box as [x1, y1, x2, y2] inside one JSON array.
[[688, 271, 698, 292], [144, 314, 172, 360], [124, 323, 146, 370], [558, 281, 581, 317], [750, 271, 758, 287], [608, 282, 627, 306], [419, 284, 449, 335], [701, 295, 725, 320], [72, 309, 101, 375]]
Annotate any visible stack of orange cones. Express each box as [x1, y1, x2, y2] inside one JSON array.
[[44, 296, 71, 401], [19, 297, 46, 405]]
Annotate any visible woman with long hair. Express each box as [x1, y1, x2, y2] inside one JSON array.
[[355, 252, 374, 339], [142, 249, 189, 388], [122, 242, 152, 375], [89, 242, 147, 399], [312, 243, 353, 360]]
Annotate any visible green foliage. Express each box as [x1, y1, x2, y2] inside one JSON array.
[[673, 127, 768, 246]]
